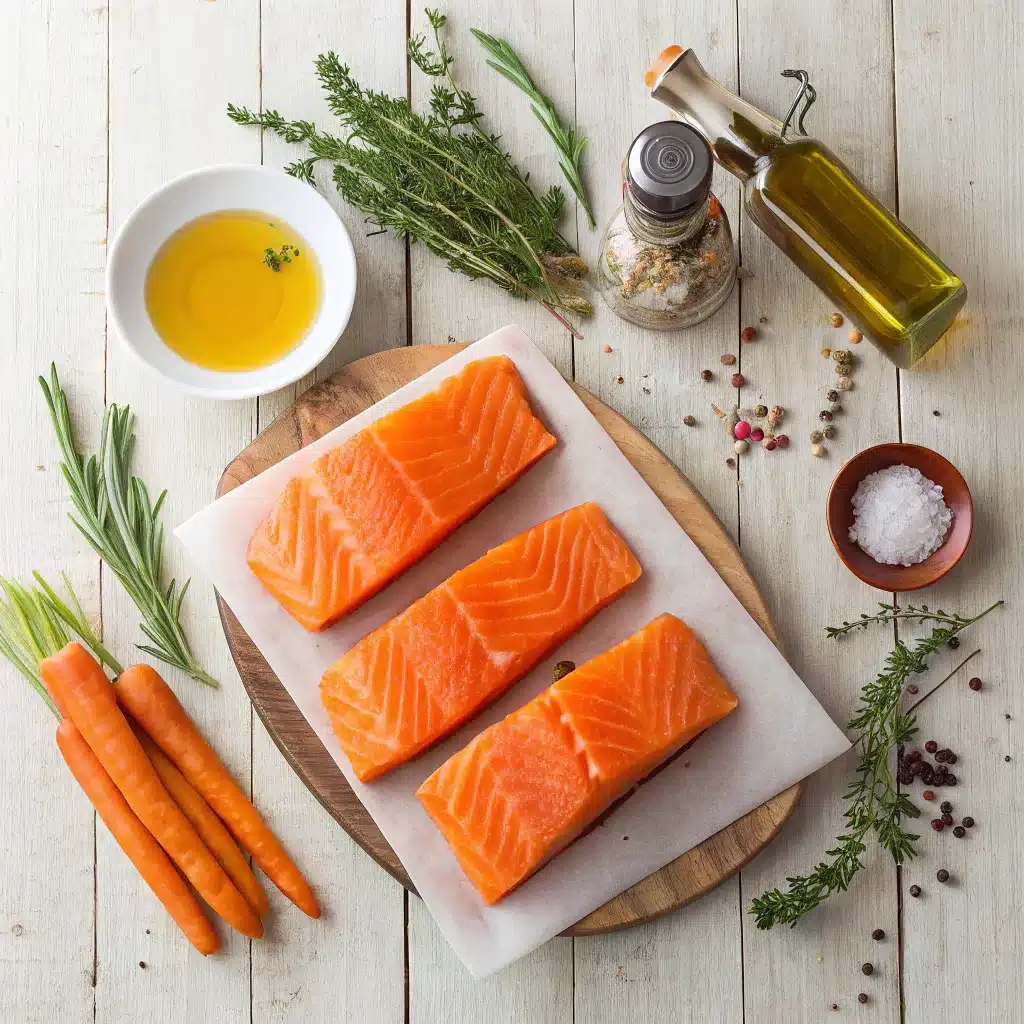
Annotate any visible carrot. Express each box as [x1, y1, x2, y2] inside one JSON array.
[[115, 664, 320, 918], [56, 719, 220, 955], [136, 728, 269, 916], [40, 643, 264, 939]]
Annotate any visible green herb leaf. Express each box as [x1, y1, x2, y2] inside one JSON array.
[[470, 27, 595, 229], [750, 600, 1002, 929], [38, 365, 218, 688]]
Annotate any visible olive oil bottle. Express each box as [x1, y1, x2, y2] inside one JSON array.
[[647, 47, 966, 368]]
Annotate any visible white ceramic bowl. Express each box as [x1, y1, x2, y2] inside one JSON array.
[[107, 164, 357, 400]]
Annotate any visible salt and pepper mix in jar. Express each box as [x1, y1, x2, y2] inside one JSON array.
[[597, 122, 736, 330]]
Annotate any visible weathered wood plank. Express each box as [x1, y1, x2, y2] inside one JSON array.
[[405, 0, 577, 1009], [251, 3, 407, 1020], [0, 2, 107, 1021], [571, 3, 745, 1021], [734, 2, 902, 1020], [893, 3, 1023, 1021], [99, 1, 259, 1019]]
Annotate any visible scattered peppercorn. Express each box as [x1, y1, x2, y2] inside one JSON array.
[[763, 438, 777, 451], [750, 427, 765, 442], [941, 812, 954, 826], [642, 386, 651, 394], [602, 344, 613, 353], [552, 660, 576, 682], [741, 326, 757, 342], [734, 439, 750, 455], [1005, 755, 1011, 762], [861, 962, 873, 976], [753, 403, 768, 417], [909, 885, 922, 898], [767, 405, 784, 427], [810, 429, 824, 443], [933, 409, 940, 416], [759, 315, 768, 324], [835, 375, 854, 392], [923, 790, 935, 801], [930, 818, 944, 832], [684, 415, 697, 427], [848, 328, 863, 344], [962, 816, 975, 828], [948, 636, 960, 649], [819, 409, 833, 422], [833, 349, 853, 365], [721, 353, 737, 365], [936, 869, 950, 883], [731, 373, 745, 388], [139, 960, 147, 969], [858, 993, 868, 1005], [700, 369, 713, 381], [830, 312, 844, 327], [822, 346, 832, 359], [811, 443, 826, 458], [734, 420, 752, 440], [935, 749, 952, 763], [822, 424, 836, 440], [925, 740, 938, 754], [946, 753, 957, 764], [946, 774, 957, 785], [907, 684, 919, 695], [615, 375, 624, 384], [953, 825, 966, 838], [1006, 713, 1012, 720], [826, 389, 839, 402], [726, 457, 736, 468], [831, 1004, 839, 1012], [940, 800, 953, 814], [969, 677, 982, 691], [872, 928, 885, 940], [898, 769, 914, 785], [906, 750, 922, 763], [775, 434, 790, 448]]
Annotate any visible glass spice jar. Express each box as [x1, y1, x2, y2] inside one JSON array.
[[597, 121, 736, 330]]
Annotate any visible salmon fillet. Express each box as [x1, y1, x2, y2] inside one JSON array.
[[247, 356, 556, 631], [417, 614, 738, 904], [320, 503, 642, 782]]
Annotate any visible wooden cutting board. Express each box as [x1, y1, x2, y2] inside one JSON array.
[[217, 344, 801, 936]]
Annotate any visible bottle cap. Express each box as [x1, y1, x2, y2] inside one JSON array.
[[626, 121, 713, 218]]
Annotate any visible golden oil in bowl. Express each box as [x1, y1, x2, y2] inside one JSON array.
[[145, 210, 320, 372]]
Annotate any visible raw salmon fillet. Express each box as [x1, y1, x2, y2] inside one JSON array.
[[320, 502, 641, 782], [247, 356, 556, 631], [417, 613, 738, 904]]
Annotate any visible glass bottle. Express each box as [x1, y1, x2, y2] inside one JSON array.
[[646, 47, 966, 368], [597, 121, 737, 330]]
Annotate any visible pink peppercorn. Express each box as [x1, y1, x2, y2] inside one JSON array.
[[740, 326, 757, 343], [750, 427, 765, 442], [734, 420, 752, 440], [763, 438, 777, 451], [774, 434, 790, 449], [731, 372, 745, 388]]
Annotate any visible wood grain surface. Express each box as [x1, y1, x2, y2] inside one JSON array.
[[217, 343, 800, 935]]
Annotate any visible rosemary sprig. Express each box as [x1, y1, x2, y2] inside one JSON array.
[[227, 9, 591, 334], [750, 599, 1002, 929], [38, 365, 218, 688], [470, 28, 595, 229]]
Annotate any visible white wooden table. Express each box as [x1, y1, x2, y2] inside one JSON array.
[[2, 1, 1019, 1020]]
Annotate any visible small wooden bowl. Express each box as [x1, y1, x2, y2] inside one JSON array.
[[827, 443, 973, 592]]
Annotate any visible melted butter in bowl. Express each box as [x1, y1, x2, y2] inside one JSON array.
[[145, 211, 321, 372]]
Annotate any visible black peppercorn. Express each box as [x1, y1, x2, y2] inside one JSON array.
[[941, 812, 954, 826], [861, 962, 873, 976], [831, 1004, 839, 1012], [930, 818, 944, 832], [953, 825, 966, 838], [858, 993, 868, 1005], [947, 752, 958, 765], [948, 636, 960, 649], [936, 869, 950, 883], [1005, 755, 1012, 762], [940, 801, 953, 814], [935, 749, 950, 763], [907, 684, 919, 695], [962, 816, 975, 828], [968, 677, 982, 691], [909, 884, 922, 897], [898, 769, 914, 785], [700, 369, 713, 382], [872, 928, 885, 940], [921, 765, 935, 785], [946, 774, 957, 785], [826, 389, 839, 402], [819, 409, 833, 422], [906, 750, 922, 763], [925, 740, 938, 753]]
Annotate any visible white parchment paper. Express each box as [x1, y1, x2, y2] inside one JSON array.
[[177, 325, 850, 977]]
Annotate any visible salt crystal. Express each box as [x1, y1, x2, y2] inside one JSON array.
[[848, 464, 953, 566]]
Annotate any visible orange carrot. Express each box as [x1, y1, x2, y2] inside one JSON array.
[[40, 643, 264, 939], [136, 729, 269, 917], [115, 664, 320, 918], [56, 718, 220, 955]]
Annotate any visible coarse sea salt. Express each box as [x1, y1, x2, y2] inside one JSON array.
[[849, 464, 952, 566]]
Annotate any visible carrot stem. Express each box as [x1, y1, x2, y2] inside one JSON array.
[[115, 664, 320, 919]]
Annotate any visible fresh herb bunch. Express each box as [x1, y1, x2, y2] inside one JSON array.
[[750, 600, 1002, 929], [39, 365, 218, 688], [470, 28, 595, 228], [227, 9, 591, 334]]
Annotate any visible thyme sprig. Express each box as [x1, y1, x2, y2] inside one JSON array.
[[750, 600, 1002, 929], [38, 365, 218, 688], [470, 28, 595, 228], [227, 9, 591, 334]]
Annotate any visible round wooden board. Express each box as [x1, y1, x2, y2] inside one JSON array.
[[217, 344, 801, 936]]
